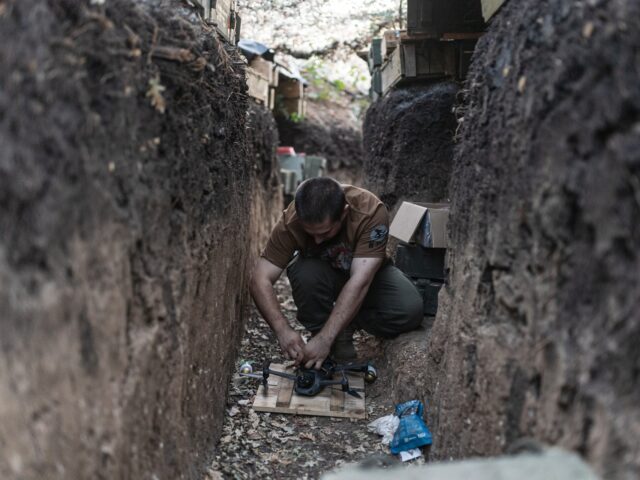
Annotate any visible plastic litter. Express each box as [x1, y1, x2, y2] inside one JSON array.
[[399, 448, 422, 462], [367, 414, 399, 446], [390, 400, 433, 455]]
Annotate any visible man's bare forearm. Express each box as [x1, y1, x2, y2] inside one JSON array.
[[249, 277, 290, 335], [315, 277, 370, 343]]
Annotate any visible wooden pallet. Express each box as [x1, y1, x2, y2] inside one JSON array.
[[252, 364, 366, 419], [380, 39, 477, 95], [246, 67, 269, 105]]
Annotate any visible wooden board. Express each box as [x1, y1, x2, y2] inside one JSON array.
[[407, 0, 485, 37], [381, 30, 400, 60], [277, 77, 304, 99], [413, 41, 457, 77], [380, 39, 465, 95], [268, 87, 276, 110], [252, 364, 366, 419], [250, 57, 275, 86], [210, 0, 238, 44], [246, 67, 269, 105], [380, 44, 404, 94]]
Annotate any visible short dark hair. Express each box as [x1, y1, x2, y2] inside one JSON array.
[[295, 178, 346, 224]]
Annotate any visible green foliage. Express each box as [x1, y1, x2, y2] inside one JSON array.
[[289, 112, 304, 123], [301, 56, 359, 103]]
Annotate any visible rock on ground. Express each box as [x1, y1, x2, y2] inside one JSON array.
[[0, 1, 280, 478], [421, 1, 640, 478]]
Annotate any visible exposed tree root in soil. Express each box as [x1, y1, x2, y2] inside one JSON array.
[[206, 278, 427, 479]]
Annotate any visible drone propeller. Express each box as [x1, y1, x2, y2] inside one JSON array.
[[338, 370, 363, 398]]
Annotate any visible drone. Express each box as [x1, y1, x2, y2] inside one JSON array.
[[239, 358, 378, 398]]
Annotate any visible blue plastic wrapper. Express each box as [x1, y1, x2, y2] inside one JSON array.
[[390, 400, 433, 454]]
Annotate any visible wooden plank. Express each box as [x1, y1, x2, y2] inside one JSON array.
[[211, 0, 237, 43], [276, 375, 294, 407], [249, 57, 274, 85], [381, 30, 401, 60], [410, 40, 458, 78], [246, 67, 269, 105], [330, 386, 345, 412], [407, 0, 485, 36], [481, 0, 507, 22], [407, 0, 438, 37], [277, 77, 304, 99], [400, 30, 438, 43], [268, 87, 276, 110], [403, 44, 417, 77], [380, 45, 404, 95], [442, 32, 484, 40], [252, 364, 366, 419]]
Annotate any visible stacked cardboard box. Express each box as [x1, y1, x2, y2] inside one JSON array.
[[390, 202, 450, 316]]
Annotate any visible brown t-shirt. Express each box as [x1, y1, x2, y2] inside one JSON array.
[[262, 185, 389, 272]]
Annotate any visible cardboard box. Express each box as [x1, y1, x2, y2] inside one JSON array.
[[395, 244, 446, 280], [390, 201, 449, 248]]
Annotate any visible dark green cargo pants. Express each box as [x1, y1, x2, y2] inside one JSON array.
[[286, 257, 424, 338]]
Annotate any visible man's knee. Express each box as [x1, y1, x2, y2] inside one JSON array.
[[404, 289, 424, 331], [360, 266, 425, 337]]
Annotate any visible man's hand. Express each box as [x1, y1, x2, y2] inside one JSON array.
[[301, 334, 332, 370], [276, 327, 306, 363]]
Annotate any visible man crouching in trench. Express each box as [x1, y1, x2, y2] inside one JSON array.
[[249, 177, 424, 369]]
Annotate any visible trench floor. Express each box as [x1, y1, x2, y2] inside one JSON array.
[[205, 277, 427, 479]]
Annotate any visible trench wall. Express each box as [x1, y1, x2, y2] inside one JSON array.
[[422, 1, 640, 478], [363, 83, 459, 209], [0, 1, 280, 479]]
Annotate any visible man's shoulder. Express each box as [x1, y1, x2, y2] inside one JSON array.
[[344, 185, 385, 216]]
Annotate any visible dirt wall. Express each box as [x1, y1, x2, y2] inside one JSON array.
[[276, 98, 364, 185], [362, 83, 459, 208], [0, 1, 280, 479], [421, 1, 640, 478]]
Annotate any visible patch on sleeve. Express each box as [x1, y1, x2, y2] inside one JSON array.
[[369, 225, 389, 248]]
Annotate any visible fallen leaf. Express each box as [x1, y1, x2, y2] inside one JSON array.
[[205, 469, 224, 480]]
